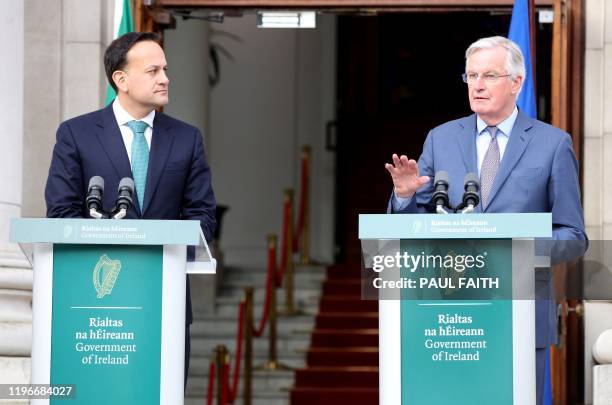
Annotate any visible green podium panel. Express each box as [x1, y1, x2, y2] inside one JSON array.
[[10, 218, 213, 405], [360, 213, 551, 405], [399, 238, 513, 404], [51, 244, 162, 404], [402, 301, 513, 404]]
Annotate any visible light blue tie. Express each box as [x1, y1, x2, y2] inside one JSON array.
[[126, 120, 150, 211]]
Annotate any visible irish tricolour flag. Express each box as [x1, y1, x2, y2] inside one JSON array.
[[105, 0, 135, 105]]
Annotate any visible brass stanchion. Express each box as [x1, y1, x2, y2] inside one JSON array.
[[215, 345, 229, 405], [300, 145, 312, 265], [280, 191, 303, 316], [283, 190, 297, 315], [259, 234, 291, 370], [243, 287, 254, 405]]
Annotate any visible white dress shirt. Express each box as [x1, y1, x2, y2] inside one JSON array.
[[112, 99, 155, 166], [393, 106, 519, 211], [475, 106, 518, 175]]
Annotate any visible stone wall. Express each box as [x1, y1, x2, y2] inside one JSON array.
[[0, 0, 113, 388]]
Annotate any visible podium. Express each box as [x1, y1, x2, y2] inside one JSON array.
[[359, 213, 551, 405], [10, 218, 215, 405]]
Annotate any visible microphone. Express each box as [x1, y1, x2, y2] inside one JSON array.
[[86, 176, 105, 219], [431, 171, 450, 214], [112, 178, 135, 219], [461, 173, 480, 214]]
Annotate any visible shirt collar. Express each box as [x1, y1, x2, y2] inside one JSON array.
[[112, 99, 155, 129], [476, 105, 518, 137]]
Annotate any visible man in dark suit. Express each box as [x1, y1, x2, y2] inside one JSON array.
[[45, 32, 216, 387], [385, 36, 586, 405]]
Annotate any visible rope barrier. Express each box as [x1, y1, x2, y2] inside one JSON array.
[[206, 144, 311, 403], [221, 362, 229, 405], [207, 361, 215, 405], [227, 301, 245, 403], [253, 236, 276, 337]]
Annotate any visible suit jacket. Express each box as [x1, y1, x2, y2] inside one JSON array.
[[45, 103, 217, 325], [387, 110, 587, 348]]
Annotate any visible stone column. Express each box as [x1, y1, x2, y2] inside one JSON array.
[[583, 0, 612, 401], [593, 329, 612, 404], [164, 18, 214, 314], [0, 0, 32, 386]]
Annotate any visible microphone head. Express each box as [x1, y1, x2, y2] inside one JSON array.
[[464, 172, 480, 190], [114, 178, 134, 214], [462, 172, 480, 208], [88, 176, 104, 192], [434, 170, 449, 186], [118, 177, 135, 193], [432, 170, 450, 208]]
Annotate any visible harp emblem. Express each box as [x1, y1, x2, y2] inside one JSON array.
[[93, 254, 122, 299]]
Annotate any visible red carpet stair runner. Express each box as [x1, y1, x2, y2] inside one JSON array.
[[291, 263, 379, 405]]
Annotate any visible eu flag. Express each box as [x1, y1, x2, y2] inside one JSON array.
[[510, 5, 552, 403], [508, 0, 537, 119]]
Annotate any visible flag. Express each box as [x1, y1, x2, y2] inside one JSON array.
[[508, 0, 537, 118], [104, 0, 135, 105], [510, 6, 552, 403], [544, 349, 553, 405]]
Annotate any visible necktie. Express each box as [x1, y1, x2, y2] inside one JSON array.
[[126, 120, 150, 211], [480, 126, 500, 208]]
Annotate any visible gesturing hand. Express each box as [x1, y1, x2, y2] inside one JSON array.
[[384, 154, 430, 198]]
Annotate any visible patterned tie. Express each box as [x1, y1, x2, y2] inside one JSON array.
[[480, 126, 500, 208], [126, 120, 150, 211]]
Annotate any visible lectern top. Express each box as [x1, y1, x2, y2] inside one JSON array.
[[10, 218, 202, 245], [359, 213, 552, 239]]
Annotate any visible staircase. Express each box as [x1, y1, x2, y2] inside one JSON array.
[[185, 264, 326, 405], [291, 263, 379, 405]]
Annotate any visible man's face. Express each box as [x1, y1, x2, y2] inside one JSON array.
[[465, 46, 522, 124], [120, 40, 169, 109]]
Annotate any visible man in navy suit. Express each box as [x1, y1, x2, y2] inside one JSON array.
[[385, 36, 586, 405], [45, 32, 216, 387]]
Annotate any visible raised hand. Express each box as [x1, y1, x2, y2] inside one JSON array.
[[384, 154, 430, 198]]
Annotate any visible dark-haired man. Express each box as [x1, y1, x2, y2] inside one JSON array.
[[45, 32, 216, 387]]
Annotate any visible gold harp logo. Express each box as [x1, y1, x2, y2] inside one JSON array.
[[93, 254, 122, 299]]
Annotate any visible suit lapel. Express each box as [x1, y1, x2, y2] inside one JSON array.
[[95, 105, 141, 215], [455, 116, 486, 212], [143, 112, 174, 215], [96, 105, 133, 179], [484, 110, 534, 211], [456, 115, 478, 175]]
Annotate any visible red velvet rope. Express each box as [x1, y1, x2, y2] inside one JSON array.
[[207, 361, 215, 405], [221, 363, 229, 405], [276, 197, 290, 287], [216, 184, 297, 404], [293, 155, 308, 251], [252, 241, 276, 337], [227, 301, 245, 403]]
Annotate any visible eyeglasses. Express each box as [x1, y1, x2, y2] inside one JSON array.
[[462, 72, 512, 84]]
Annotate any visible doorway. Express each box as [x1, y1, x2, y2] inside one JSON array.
[[334, 11, 553, 264]]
